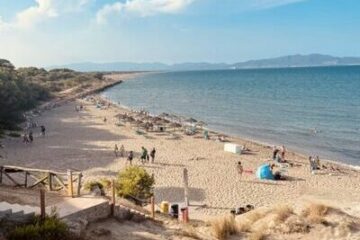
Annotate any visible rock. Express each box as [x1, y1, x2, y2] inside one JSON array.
[[67, 218, 88, 237], [90, 185, 102, 196], [91, 228, 111, 236], [131, 213, 146, 223]]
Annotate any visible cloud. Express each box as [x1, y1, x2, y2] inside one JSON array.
[[250, 0, 306, 9], [0, 0, 90, 30], [96, 0, 194, 24]]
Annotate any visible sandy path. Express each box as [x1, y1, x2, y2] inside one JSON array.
[[2, 98, 360, 219]]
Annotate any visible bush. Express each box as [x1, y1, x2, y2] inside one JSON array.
[[6, 214, 69, 240], [7, 132, 21, 138], [211, 215, 238, 240], [83, 178, 111, 194], [116, 166, 154, 200]]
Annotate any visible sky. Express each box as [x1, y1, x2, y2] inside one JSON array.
[[0, 0, 359, 67]]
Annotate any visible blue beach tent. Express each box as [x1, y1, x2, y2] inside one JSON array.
[[256, 164, 274, 180]]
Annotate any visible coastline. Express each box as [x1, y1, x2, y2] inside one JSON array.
[[2, 72, 360, 220], [99, 87, 360, 171]]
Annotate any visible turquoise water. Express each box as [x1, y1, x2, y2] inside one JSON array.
[[102, 66, 360, 166]]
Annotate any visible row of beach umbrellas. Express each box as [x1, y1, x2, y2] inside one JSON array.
[[115, 112, 206, 130]]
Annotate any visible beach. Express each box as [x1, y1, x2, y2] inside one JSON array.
[[2, 74, 360, 221]]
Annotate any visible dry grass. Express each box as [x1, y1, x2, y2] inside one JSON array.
[[248, 230, 267, 240], [210, 202, 360, 240], [211, 215, 238, 240], [302, 203, 329, 224], [236, 209, 270, 234], [273, 205, 294, 223], [179, 225, 202, 240]]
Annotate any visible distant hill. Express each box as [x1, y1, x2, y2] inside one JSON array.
[[49, 54, 360, 72], [232, 54, 360, 69]]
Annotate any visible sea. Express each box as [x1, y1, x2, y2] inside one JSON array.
[[102, 66, 360, 166]]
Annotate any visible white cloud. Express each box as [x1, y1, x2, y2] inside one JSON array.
[[0, 0, 90, 30], [250, 0, 306, 9], [16, 0, 58, 29], [96, 0, 194, 24]]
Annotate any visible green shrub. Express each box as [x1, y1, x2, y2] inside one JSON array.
[[7, 132, 21, 138], [116, 166, 154, 199], [84, 180, 104, 192], [6, 214, 69, 240]]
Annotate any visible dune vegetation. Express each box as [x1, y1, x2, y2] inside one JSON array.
[[0, 59, 104, 133]]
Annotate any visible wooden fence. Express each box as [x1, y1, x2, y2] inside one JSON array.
[[0, 165, 82, 197]]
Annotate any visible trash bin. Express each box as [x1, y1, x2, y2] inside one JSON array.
[[160, 201, 169, 214], [170, 204, 179, 218], [181, 207, 189, 222]]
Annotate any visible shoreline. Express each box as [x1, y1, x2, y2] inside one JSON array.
[[2, 77, 360, 219], [98, 90, 360, 171]]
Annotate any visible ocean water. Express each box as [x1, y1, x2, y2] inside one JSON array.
[[102, 66, 360, 166]]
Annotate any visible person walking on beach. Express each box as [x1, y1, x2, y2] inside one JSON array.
[[114, 144, 119, 157], [23, 133, 30, 144], [127, 151, 134, 165], [140, 147, 148, 164], [40, 125, 46, 136], [28, 131, 34, 143], [237, 161, 244, 177], [120, 144, 125, 157], [150, 148, 156, 163]]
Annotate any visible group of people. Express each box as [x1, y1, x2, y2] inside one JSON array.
[[114, 144, 156, 165], [114, 144, 126, 157], [23, 125, 46, 144], [75, 104, 84, 112], [140, 146, 156, 164]]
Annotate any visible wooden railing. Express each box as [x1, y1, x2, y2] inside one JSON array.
[[0, 165, 82, 197]]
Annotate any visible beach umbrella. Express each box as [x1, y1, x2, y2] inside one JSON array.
[[126, 116, 135, 122], [159, 112, 170, 118], [152, 117, 163, 122], [196, 121, 207, 129], [134, 120, 143, 125], [140, 115, 153, 122], [185, 118, 197, 125], [115, 113, 127, 119], [168, 122, 182, 129]]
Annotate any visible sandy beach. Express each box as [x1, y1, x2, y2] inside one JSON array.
[[2, 75, 360, 221]]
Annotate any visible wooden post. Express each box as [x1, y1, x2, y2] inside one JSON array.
[[111, 179, 115, 216], [67, 169, 73, 197], [48, 172, 52, 191], [77, 173, 82, 197], [24, 171, 28, 187], [40, 189, 45, 221], [150, 196, 155, 219], [0, 166, 3, 184], [183, 168, 189, 207]]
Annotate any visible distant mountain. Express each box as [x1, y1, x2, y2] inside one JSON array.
[[49, 54, 360, 72], [232, 54, 360, 69]]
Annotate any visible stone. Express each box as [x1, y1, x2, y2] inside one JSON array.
[[91, 227, 111, 236], [67, 218, 89, 237]]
